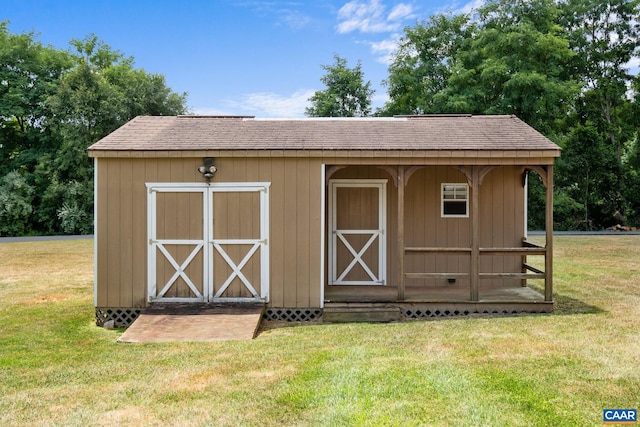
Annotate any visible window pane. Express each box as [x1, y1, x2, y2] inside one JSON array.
[[443, 200, 467, 215]]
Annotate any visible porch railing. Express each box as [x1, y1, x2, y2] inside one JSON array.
[[403, 239, 548, 300]]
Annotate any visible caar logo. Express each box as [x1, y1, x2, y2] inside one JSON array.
[[603, 409, 637, 424]]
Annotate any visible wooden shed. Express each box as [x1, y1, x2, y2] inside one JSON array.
[[88, 115, 559, 326]]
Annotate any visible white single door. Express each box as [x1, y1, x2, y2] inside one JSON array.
[[328, 179, 387, 285], [147, 183, 270, 303]]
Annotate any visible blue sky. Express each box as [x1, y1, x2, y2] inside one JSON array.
[[5, 0, 481, 117]]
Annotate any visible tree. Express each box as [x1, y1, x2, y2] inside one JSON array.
[[306, 55, 374, 117], [556, 124, 622, 229], [382, 1, 579, 135], [382, 13, 474, 116], [561, 0, 640, 163], [558, 0, 640, 226], [1, 25, 189, 235], [0, 21, 72, 176], [0, 171, 35, 236], [440, 0, 579, 134], [36, 34, 188, 234]]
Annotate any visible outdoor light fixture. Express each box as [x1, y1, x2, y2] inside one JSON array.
[[198, 157, 217, 182]]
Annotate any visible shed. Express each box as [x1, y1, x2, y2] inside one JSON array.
[[88, 115, 559, 326]]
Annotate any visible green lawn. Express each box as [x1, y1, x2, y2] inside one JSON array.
[[0, 236, 638, 426]]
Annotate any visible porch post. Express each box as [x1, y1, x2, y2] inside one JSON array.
[[545, 165, 554, 301], [397, 166, 405, 300], [470, 166, 480, 301]]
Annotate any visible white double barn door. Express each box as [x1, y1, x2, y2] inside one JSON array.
[[147, 183, 270, 303]]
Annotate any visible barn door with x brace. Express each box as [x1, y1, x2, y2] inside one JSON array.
[[328, 179, 387, 286], [147, 182, 270, 303]]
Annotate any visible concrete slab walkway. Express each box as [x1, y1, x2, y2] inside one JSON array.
[[117, 303, 265, 343]]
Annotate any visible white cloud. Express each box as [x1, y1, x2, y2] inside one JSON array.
[[195, 89, 315, 118], [387, 3, 414, 22], [337, 0, 415, 34], [451, 0, 484, 15], [369, 34, 402, 64], [279, 9, 311, 31], [235, 1, 312, 31]]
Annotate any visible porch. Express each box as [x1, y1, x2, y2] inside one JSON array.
[[324, 282, 546, 303], [325, 163, 555, 311]]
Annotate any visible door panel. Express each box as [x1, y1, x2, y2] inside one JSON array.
[[147, 183, 270, 303], [329, 180, 387, 286]]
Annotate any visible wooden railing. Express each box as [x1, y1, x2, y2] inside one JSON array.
[[403, 240, 547, 296], [404, 247, 471, 280], [479, 241, 546, 281]]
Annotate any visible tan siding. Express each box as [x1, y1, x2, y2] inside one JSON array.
[[479, 166, 526, 291], [95, 156, 531, 309], [106, 159, 121, 307], [269, 157, 286, 307], [282, 159, 298, 306], [131, 159, 147, 306], [308, 162, 323, 307], [246, 158, 261, 298], [295, 159, 311, 307], [118, 159, 134, 307], [96, 159, 109, 306]]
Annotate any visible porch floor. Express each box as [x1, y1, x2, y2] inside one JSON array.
[[324, 285, 546, 303]]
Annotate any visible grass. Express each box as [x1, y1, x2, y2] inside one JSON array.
[[0, 236, 639, 426]]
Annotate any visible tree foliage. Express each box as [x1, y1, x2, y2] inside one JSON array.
[[306, 55, 374, 117], [0, 23, 188, 236], [0, 171, 34, 236], [381, 0, 640, 229]]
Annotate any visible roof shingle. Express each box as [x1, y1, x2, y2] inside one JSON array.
[[88, 115, 561, 152]]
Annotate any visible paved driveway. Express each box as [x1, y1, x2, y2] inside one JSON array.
[[0, 235, 93, 243]]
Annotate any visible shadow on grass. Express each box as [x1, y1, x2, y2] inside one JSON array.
[[256, 288, 606, 335], [527, 284, 605, 316], [551, 292, 605, 316]]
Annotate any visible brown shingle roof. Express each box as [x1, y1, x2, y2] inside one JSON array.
[[88, 115, 561, 152]]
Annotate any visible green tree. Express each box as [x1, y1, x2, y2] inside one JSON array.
[[0, 21, 72, 175], [0, 171, 35, 236], [557, 124, 623, 229], [438, 0, 578, 134], [559, 0, 640, 227], [306, 55, 374, 117], [36, 34, 188, 234], [382, 13, 474, 116], [561, 0, 640, 163]]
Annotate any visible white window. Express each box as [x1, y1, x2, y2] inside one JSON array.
[[442, 183, 469, 217]]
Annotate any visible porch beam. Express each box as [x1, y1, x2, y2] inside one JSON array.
[[397, 166, 406, 300], [545, 165, 554, 302]]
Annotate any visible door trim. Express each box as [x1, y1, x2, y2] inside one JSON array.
[[328, 179, 387, 286], [146, 182, 270, 303]]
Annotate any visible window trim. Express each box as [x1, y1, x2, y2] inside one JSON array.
[[441, 183, 469, 218]]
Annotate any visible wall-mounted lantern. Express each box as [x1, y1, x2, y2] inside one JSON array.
[[198, 157, 217, 182]]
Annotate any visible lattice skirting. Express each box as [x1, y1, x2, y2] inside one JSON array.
[[96, 308, 143, 327], [403, 306, 552, 319], [96, 305, 549, 327], [264, 305, 550, 322], [263, 308, 323, 322]]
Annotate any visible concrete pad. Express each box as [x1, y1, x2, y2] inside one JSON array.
[[117, 303, 265, 343]]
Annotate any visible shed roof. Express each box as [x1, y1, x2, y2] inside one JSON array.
[[88, 115, 561, 153]]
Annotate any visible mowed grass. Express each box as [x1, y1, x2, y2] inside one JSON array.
[[0, 237, 639, 426]]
